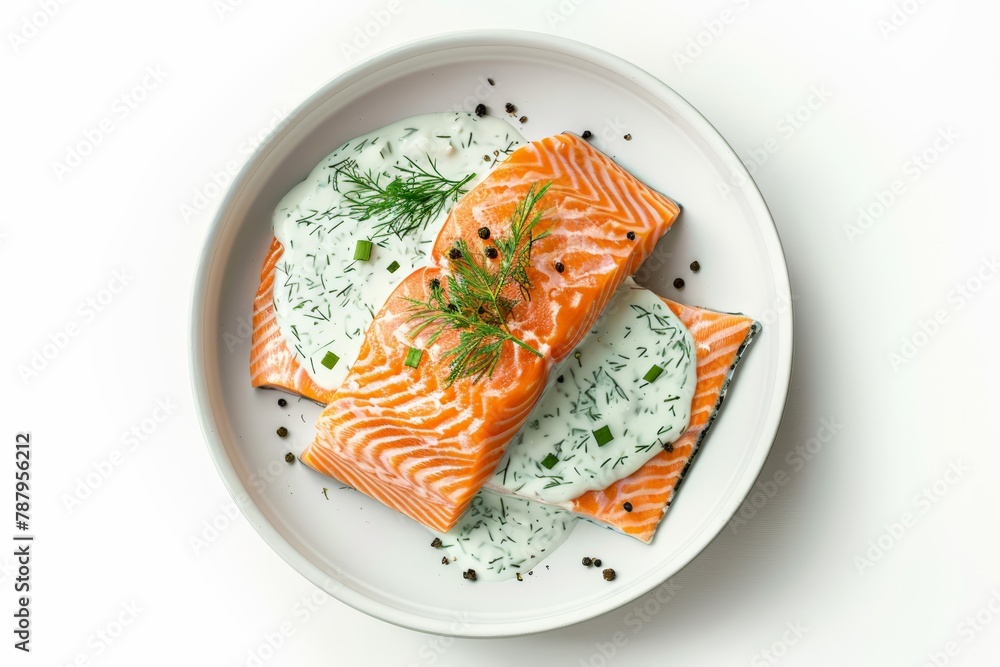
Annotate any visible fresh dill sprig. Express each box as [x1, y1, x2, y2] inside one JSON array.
[[337, 156, 475, 240], [405, 181, 553, 385]]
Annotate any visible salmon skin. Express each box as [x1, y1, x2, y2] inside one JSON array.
[[250, 237, 338, 404], [568, 299, 759, 543], [300, 134, 682, 532]]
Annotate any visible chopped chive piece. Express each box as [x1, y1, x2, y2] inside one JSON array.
[[354, 239, 373, 261], [540, 453, 558, 469], [593, 425, 614, 447], [320, 351, 340, 369], [404, 346, 423, 368], [386, 260, 400, 273], [643, 364, 664, 383]]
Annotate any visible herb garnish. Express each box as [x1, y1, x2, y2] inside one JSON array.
[[403, 347, 423, 368], [405, 182, 553, 385], [593, 425, 614, 447], [337, 156, 475, 240], [320, 351, 340, 370]]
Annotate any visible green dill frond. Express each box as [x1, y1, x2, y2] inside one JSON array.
[[336, 156, 474, 240], [405, 181, 553, 384]]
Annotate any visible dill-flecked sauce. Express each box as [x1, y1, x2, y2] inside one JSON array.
[[433, 490, 578, 581], [271, 113, 525, 389], [488, 280, 697, 504]]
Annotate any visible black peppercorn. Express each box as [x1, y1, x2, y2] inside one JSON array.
[[276, 426, 288, 438], [442, 556, 449, 565], [673, 278, 685, 289], [623, 502, 633, 512], [447, 304, 458, 312], [593, 558, 602, 567], [277, 398, 287, 407], [485, 246, 498, 259], [474, 103, 486, 117], [431, 537, 443, 548], [448, 247, 462, 260], [463, 568, 477, 581], [557, 375, 564, 383], [284, 452, 294, 463], [664, 442, 674, 453], [555, 261, 565, 273], [582, 130, 592, 140], [624, 133, 632, 141], [690, 260, 700, 272], [582, 557, 593, 566], [487, 78, 495, 86], [603, 568, 616, 581], [505, 102, 516, 113], [626, 231, 636, 241], [478, 226, 491, 240], [430, 278, 441, 290]]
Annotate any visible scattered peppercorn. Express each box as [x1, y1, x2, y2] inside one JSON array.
[[485, 246, 498, 259], [582, 130, 593, 140], [278, 398, 287, 407], [603, 568, 617, 581], [430, 278, 441, 289], [664, 442, 674, 453], [690, 260, 701, 272], [487, 77, 495, 86], [276, 426, 288, 438], [673, 277, 685, 289], [463, 569, 478, 581], [447, 304, 458, 312], [519, 115, 528, 124], [474, 103, 486, 117], [442, 556, 449, 565], [626, 231, 636, 241], [284, 452, 295, 463], [431, 537, 443, 548], [478, 226, 491, 240], [582, 556, 593, 566], [623, 502, 633, 512], [448, 247, 462, 260], [557, 375, 564, 383], [555, 261, 565, 273], [593, 558, 602, 567], [624, 133, 632, 141], [505, 102, 516, 113]]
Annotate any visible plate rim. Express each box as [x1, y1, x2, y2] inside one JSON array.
[[190, 28, 793, 637]]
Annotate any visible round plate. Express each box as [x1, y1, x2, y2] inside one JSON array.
[[191, 30, 792, 637]]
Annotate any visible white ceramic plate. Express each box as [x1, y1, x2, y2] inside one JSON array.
[[191, 30, 792, 637]]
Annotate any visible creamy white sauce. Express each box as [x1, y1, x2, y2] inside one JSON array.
[[271, 113, 525, 389], [433, 490, 578, 582], [488, 280, 697, 504]]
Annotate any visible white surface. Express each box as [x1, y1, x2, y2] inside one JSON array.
[[191, 30, 791, 636], [2, 0, 998, 664]]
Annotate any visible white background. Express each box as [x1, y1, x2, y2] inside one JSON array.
[[3, 0, 999, 665]]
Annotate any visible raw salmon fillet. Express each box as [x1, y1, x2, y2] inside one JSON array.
[[300, 134, 681, 531], [250, 238, 338, 404], [568, 299, 759, 542]]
